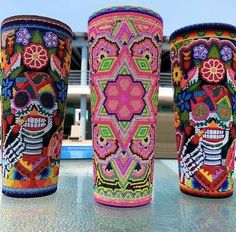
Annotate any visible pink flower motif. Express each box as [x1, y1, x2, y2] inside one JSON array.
[[23, 43, 49, 70], [93, 126, 118, 160], [130, 126, 155, 160], [200, 58, 225, 83], [104, 75, 145, 121], [92, 38, 119, 72], [131, 37, 159, 72]]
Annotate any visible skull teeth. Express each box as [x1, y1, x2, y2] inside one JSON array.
[[25, 117, 46, 128], [203, 130, 224, 139]]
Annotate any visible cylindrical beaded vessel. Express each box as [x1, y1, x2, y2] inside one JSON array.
[[1, 15, 72, 197], [88, 6, 163, 207], [170, 23, 236, 198]]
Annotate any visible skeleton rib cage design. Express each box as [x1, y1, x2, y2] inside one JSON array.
[[170, 25, 236, 197], [4, 72, 57, 178]]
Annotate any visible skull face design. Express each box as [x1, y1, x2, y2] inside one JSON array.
[[189, 85, 233, 149], [11, 72, 58, 137]]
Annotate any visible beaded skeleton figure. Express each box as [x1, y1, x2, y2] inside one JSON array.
[[179, 68, 235, 192], [3, 71, 58, 178], [180, 84, 233, 181]]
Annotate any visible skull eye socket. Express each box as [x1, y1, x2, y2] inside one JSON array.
[[192, 103, 209, 121], [217, 104, 232, 122], [39, 92, 55, 109], [14, 91, 30, 109]]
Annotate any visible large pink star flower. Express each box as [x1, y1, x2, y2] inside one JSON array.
[[200, 58, 225, 83], [104, 75, 145, 121]]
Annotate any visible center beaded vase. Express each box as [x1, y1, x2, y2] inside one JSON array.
[[170, 23, 236, 198], [88, 6, 163, 207], [1, 16, 72, 197]]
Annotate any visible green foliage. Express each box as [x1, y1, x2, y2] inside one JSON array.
[[48, 48, 57, 55], [64, 77, 69, 85], [233, 112, 236, 125], [225, 82, 235, 94], [174, 104, 179, 113], [32, 31, 43, 44], [194, 60, 202, 67], [213, 87, 220, 97], [175, 42, 183, 50], [233, 113, 236, 125], [188, 81, 201, 92], [3, 99, 11, 111], [175, 86, 182, 96], [208, 44, 220, 59], [0, 71, 4, 83], [34, 74, 43, 84], [49, 68, 60, 83], [15, 44, 24, 53], [9, 66, 24, 78], [58, 101, 65, 112], [225, 61, 232, 68], [230, 33, 235, 38], [216, 31, 223, 36], [185, 40, 191, 46], [180, 110, 189, 125], [198, 31, 205, 37], [183, 34, 189, 40]]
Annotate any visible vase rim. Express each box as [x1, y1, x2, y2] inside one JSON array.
[[88, 5, 163, 23], [1, 15, 72, 36], [170, 22, 236, 41]]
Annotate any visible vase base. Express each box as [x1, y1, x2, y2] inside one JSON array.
[[2, 184, 58, 198], [180, 184, 233, 198], [94, 194, 152, 207]]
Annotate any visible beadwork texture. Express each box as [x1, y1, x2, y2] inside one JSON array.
[[88, 6, 163, 206], [170, 23, 236, 198], [1, 15, 72, 197]]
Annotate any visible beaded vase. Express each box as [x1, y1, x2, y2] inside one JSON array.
[[170, 23, 236, 198], [1, 15, 72, 197], [88, 6, 163, 206]]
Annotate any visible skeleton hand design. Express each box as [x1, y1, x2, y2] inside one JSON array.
[[180, 133, 205, 180], [3, 126, 25, 178]]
